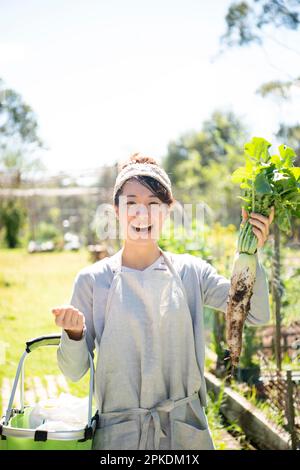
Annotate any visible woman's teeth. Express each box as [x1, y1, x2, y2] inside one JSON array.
[[132, 225, 152, 232]]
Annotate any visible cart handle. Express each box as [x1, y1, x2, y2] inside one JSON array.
[[4, 333, 95, 428], [26, 334, 61, 353]]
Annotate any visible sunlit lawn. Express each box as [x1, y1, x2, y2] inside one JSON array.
[[0, 248, 94, 415]]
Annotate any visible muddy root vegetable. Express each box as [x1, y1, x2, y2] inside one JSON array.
[[225, 135, 300, 384], [224, 253, 256, 382]]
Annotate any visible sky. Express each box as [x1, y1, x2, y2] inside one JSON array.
[[0, 0, 300, 175]]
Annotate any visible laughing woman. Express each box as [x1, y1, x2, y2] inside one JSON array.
[[52, 153, 273, 450]]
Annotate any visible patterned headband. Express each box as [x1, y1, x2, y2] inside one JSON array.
[[113, 162, 173, 202]]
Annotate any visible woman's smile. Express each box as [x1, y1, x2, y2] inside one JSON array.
[[129, 222, 154, 239], [130, 223, 153, 233]]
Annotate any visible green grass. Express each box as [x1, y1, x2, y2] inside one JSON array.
[[0, 248, 95, 415]]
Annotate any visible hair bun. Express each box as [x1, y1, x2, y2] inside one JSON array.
[[121, 152, 158, 170]]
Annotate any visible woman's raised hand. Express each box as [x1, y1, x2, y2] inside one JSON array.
[[241, 206, 275, 248], [52, 305, 85, 340]]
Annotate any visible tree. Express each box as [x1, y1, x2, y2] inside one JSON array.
[[0, 78, 46, 187], [0, 78, 43, 149], [276, 123, 300, 166], [162, 110, 249, 225], [0, 199, 26, 248], [220, 0, 300, 48], [0, 148, 46, 187], [0, 79, 45, 248], [219, 1, 300, 103]]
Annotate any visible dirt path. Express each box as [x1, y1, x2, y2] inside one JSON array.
[[215, 428, 243, 450]]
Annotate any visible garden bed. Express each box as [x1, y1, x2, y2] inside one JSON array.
[[205, 371, 291, 450]]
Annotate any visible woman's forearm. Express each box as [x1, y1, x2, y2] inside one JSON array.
[[57, 328, 90, 382]]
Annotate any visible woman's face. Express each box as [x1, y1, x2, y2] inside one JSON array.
[[114, 179, 170, 244]]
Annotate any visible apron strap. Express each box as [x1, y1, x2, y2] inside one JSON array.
[[161, 250, 190, 306], [108, 248, 190, 323], [109, 248, 180, 277], [109, 250, 123, 274]]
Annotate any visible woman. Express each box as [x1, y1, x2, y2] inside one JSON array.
[[52, 153, 274, 450]]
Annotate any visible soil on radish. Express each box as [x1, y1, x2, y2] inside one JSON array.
[[226, 270, 256, 367]]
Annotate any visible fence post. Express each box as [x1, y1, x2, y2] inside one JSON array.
[[272, 224, 282, 371], [286, 369, 297, 450]]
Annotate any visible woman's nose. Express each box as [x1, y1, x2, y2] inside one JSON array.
[[135, 204, 149, 217]]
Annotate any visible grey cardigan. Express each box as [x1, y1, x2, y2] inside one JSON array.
[[57, 249, 270, 407]]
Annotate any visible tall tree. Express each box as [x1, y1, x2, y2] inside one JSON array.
[[162, 110, 249, 225], [163, 110, 247, 184], [220, 0, 300, 48], [0, 78, 43, 149], [0, 79, 45, 247], [0, 78, 46, 187]]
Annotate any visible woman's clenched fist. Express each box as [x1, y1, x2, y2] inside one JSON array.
[[52, 305, 85, 340]]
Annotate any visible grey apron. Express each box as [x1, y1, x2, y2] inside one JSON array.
[[92, 248, 215, 450]]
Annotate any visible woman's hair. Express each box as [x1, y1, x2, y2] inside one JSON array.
[[114, 152, 174, 206]]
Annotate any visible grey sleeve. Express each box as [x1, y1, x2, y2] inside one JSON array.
[[57, 270, 96, 382], [200, 251, 270, 326]]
